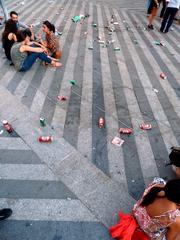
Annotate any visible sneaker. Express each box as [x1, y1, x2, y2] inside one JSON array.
[[0, 208, 12, 221]]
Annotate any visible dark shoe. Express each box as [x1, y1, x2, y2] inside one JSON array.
[[9, 62, 14, 66], [148, 24, 154, 30], [0, 208, 12, 221]]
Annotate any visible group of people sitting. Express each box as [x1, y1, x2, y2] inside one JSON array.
[[1, 11, 62, 71], [147, 0, 180, 32], [109, 147, 180, 240]]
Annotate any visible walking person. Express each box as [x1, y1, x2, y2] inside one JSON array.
[[160, 0, 180, 32], [0, 0, 8, 22], [148, 0, 162, 29], [109, 178, 180, 240]]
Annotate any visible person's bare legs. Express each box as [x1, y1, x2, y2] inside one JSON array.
[[148, 7, 158, 29]]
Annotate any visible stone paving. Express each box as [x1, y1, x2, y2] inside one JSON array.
[[0, 0, 180, 239]]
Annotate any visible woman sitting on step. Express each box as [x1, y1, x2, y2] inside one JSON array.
[[109, 178, 180, 240], [39, 20, 61, 59], [10, 29, 61, 72]]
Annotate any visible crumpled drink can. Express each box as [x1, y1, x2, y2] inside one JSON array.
[[98, 117, 105, 128], [57, 95, 67, 101], [40, 118, 46, 127], [38, 136, 53, 143], [119, 128, 133, 134], [114, 47, 120, 51], [2, 120, 13, 133], [160, 72, 166, 79], [140, 123, 152, 130]]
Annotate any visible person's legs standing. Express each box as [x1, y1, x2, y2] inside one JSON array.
[[164, 8, 178, 32], [148, 6, 158, 29], [160, 7, 170, 32], [0, 0, 8, 22], [20, 52, 52, 71], [160, 0, 167, 19]]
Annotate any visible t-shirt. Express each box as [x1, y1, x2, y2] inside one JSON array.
[[167, 0, 180, 8], [11, 42, 27, 70]]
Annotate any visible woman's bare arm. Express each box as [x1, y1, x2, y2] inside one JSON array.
[[20, 45, 44, 53], [167, 217, 180, 240]]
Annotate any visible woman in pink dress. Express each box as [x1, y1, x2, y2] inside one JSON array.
[[109, 178, 180, 240]]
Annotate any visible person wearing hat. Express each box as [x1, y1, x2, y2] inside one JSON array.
[[168, 147, 180, 177]]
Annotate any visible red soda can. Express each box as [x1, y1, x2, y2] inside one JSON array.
[[2, 120, 13, 133], [140, 123, 152, 130], [38, 136, 53, 143], [119, 128, 133, 134], [57, 95, 67, 101], [160, 72, 166, 79], [98, 117, 105, 128]]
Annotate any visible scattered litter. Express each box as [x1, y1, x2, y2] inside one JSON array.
[[72, 14, 90, 23], [58, 31, 63, 36], [107, 39, 115, 44], [160, 41, 165, 46], [0, 130, 4, 135], [32, 22, 40, 27], [119, 128, 133, 134], [113, 22, 119, 25], [114, 47, 120, 51], [160, 72, 167, 79], [132, 179, 135, 183], [57, 95, 67, 101], [70, 80, 77, 85], [98, 40, 106, 44], [92, 22, 97, 27], [170, 27, 174, 31], [40, 118, 46, 127], [154, 41, 161, 45], [67, 197, 71, 201], [2, 120, 13, 133], [84, 31, 88, 35], [112, 136, 124, 147], [88, 46, 93, 50], [60, 7, 64, 10], [140, 123, 152, 130], [154, 41, 165, 46], [133, 39, 138, 44], [108, 32, 113, 35], [38, 136, 53, 143], [98, 117, 105, 128], [153, 88, 159, 93], [20, 1, 25, 5]]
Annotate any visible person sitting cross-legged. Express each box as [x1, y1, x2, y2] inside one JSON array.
[[10, 29, 62, 72]]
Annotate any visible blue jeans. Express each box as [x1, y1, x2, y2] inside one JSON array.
[[0, 0, 8, 21], [20, 52, 52, 71]]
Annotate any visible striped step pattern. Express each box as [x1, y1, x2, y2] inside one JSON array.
[[0, 0, 180, 199], [0, 137, 110, 239]]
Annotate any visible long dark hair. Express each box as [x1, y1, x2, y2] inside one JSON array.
[[43, 20, 55, 33], [2, 19, 18, 41], [141, 179, 180, 206], [17, 29, 32, 42]]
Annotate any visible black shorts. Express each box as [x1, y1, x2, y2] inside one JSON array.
[[147, 0, 159, 14]]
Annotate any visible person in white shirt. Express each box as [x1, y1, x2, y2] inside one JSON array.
[[160, 0, 180, 32]]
